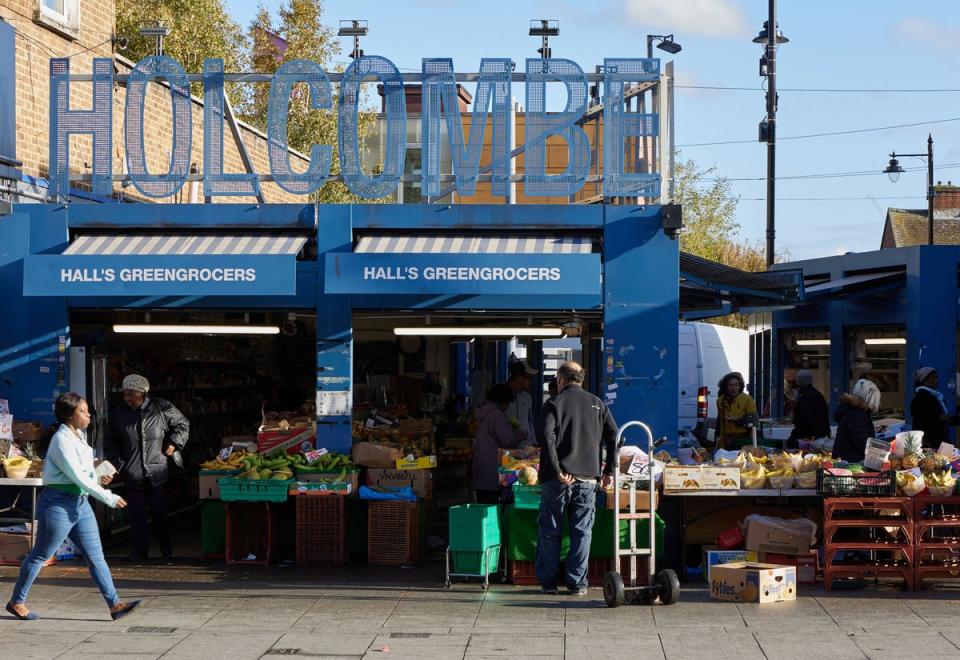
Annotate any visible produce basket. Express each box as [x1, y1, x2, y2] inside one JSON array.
[[451, 544, 501, 575], [816, 469, 897, 497], [512, 484, 541, 510], [219, 477, 291, 503]]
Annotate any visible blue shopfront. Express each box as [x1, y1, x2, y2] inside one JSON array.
[[0, 201, 680, 455]]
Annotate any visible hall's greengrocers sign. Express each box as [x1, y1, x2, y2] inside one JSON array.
[[48, 56, 660, 201]]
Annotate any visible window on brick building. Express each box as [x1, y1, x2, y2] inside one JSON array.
[[35, 0, 80, 39]]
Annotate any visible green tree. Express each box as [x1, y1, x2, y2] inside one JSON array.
[[675, 157, 786, 328], [116, 0, 248, 77], [242, 0, 383, 203]]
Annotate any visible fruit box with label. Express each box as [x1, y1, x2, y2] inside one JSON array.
[[366, 468, 433, 499], [256, 423, 316, 455], [395, 455, 437, 470], [710, 562, 797, 603], [663, 465, 703, 491], [703, 548, 758, 582], [702, 466, 741, 491]]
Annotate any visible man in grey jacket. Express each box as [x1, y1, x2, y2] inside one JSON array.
[[537, 361, 618, 595], [107, 374, 189, 562]]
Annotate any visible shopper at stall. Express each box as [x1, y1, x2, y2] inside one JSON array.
[[715, 372, 758, 449], [471, 384, 526, 504], [506, 359, 538, 447], [6, 393, 141, 622], [106, 374, 189, 562], [787, 369, 830, 447], [832, 378, 880, 463], [547, 377, 559, 401], [537, 361, 618, 596], [911, 367, 960, 449]]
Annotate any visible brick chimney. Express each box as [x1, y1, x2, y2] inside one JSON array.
[[934, 181, 960, 211]]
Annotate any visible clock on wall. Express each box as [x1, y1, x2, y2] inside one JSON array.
[[398, 335, 423, 355]]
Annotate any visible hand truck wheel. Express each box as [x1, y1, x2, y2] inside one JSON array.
[[655, 569, 680, 605], [603, 571, 625, 608]]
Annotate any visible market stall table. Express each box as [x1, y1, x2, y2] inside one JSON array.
[[0, 477, 42, 549]]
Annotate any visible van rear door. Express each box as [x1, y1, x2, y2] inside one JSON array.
[[678, 323, 699, 433]]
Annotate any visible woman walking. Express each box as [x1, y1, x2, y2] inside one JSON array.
[[6, 392, 141, 621]]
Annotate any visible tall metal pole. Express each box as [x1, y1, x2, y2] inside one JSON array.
[[764, 0, 777, 267], [927, 134, 935, 245]]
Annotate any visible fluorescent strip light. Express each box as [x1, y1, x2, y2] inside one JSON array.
[[795, 339, 830, 347], [864, 337, 906, 345], [113, 324, 280, 335], [394, 327, 563, 337]]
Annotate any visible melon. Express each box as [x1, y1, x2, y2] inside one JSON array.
[[518, 466, 539, 486]]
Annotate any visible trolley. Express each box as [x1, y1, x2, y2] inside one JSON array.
[[603, 420, 680, 607], [444, 543, 506, 590]]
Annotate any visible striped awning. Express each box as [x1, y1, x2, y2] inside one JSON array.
[[355, 235, 593, 255], [63, 235, 307, 256]]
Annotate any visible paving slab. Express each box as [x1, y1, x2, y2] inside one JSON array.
[[815, 597, 931, 629], [201, 595, 316, 630], [465, 632, 564, 657], [161, 631, 283, 660], [851, 632, 960, 659], [651, 600, 746, 628], [57, 630, 188, 657], [270, 630, 379, 656], [0, 629, 96, 659], [753, 630, 866, 660], [659, 630, 764, 660], [564, 633, 664, 660], [736, 597, 835, 628]]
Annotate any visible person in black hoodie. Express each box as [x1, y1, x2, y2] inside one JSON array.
[[831, 378, 879, 463], [537, 362, 618, 596], [787, 370, 830, 447], [910, 367, 960, 449], [107, 374, 189, 562]]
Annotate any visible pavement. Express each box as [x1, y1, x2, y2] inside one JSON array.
[[2, 560, 960, 659]]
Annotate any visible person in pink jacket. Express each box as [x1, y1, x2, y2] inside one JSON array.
[[472, 384, 525, 504]]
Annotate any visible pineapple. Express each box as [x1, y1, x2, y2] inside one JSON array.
[[901, 433, 923, 470]]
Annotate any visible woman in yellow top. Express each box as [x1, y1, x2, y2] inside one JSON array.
[[715, 372, 758, 449]]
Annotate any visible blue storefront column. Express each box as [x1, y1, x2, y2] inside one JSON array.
[[315, 206, 353, 453], [906, 246, 959, 438], [0, 207, 70, 421], [602, 206, 679, 447]]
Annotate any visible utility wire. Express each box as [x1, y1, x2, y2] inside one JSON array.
[[697, 161, 960, 183], [677, 84, 960, 93], [679, 117, 960, 147]]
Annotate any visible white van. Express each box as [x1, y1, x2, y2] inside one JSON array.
[[678, 321, 750, 443]]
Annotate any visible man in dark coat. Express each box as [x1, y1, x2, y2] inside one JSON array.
[[910, 367, 959, 449], [787, 370, 830, 447], [107, 374, 189, 561]]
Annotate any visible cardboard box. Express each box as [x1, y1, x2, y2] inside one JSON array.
[[0, 531, 32, 564], [702, 466, 741, 491], [704, 548, 759, 582], [297, 470, 360, 495], [663, 465, 703, 491], [256, 424, 316, 455], [745, 517, 815, 556], [198, 470, 239, 500], [796, 550, 819, 584], [710, 562, 797, 603], [395, 455, 437, 470], [603, 485, 657, 511], [366, 468, 433, 499]]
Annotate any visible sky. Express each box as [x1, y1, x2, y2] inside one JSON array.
[[221, 0, 960, 261]]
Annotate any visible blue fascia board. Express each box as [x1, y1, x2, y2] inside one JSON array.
[[682, 304, 731, 320], [343, 203, 606, 230], [63, 203, 316, 230], [348, 293, 601, 310]]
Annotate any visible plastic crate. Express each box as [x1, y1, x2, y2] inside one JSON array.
[[513, 485, 541, 510], [448, 504, 501, 551], [824, 497, 913, 523], [368, 501, 419, 565], [817, 469, 897, 497], [219, 477, 291, 503], [225, 502, 276, 565], [201, 500, 226, 559], [451, 544, 501, 575], [296, 492, 346, 566], [509, 559, 539, 585]]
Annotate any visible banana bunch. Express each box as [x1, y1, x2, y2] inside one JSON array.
[[200, 451, 250, 471], [235, 452, 294, 481], [295, 451, 353, 474]]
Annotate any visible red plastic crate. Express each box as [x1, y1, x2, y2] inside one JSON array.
[[225, 502, 276, 565], [824, 565, 914, 591], [367, 501, 418, 566], [824, 497, 913, 524], [509, 559, 538, 585], [296, 492, 347, 566]]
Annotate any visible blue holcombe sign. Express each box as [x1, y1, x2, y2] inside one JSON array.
[[22, 255, 297, 296], [48, 55, 661, 201]]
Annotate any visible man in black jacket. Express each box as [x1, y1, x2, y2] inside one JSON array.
[[537, 361, 618, 596], [787, 370, 830, 447], [107, 374, 189, 561]]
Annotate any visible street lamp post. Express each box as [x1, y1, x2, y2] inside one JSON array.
[[754, 1, 788, 268], [884, 134, 935, 245]]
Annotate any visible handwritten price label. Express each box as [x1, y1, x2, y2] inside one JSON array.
[[304, 448, 328, 464]]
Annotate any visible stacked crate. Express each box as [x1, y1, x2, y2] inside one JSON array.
[[296, 492, 347, 566], [368, 501, 419, 566], [914, 497, 960, 587], [448, 504, 501, 579], [823, 497, 915, 591]]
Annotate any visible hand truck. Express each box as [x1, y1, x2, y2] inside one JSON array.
[[603, 420, 680, 607]]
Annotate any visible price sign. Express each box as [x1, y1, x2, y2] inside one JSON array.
[[304, 448, 328, 464], [218, 446, 234, 461]]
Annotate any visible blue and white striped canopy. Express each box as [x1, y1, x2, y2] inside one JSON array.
[[354, 235, 593, 254], [63, 235, 307, 256]]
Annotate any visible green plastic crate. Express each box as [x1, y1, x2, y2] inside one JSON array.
[[451, 544, 501, 575], [200, 500, 226, 556], [513, 484, 541, 510], [448, 504, 500, 551], [219, 477, 291, 503]]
